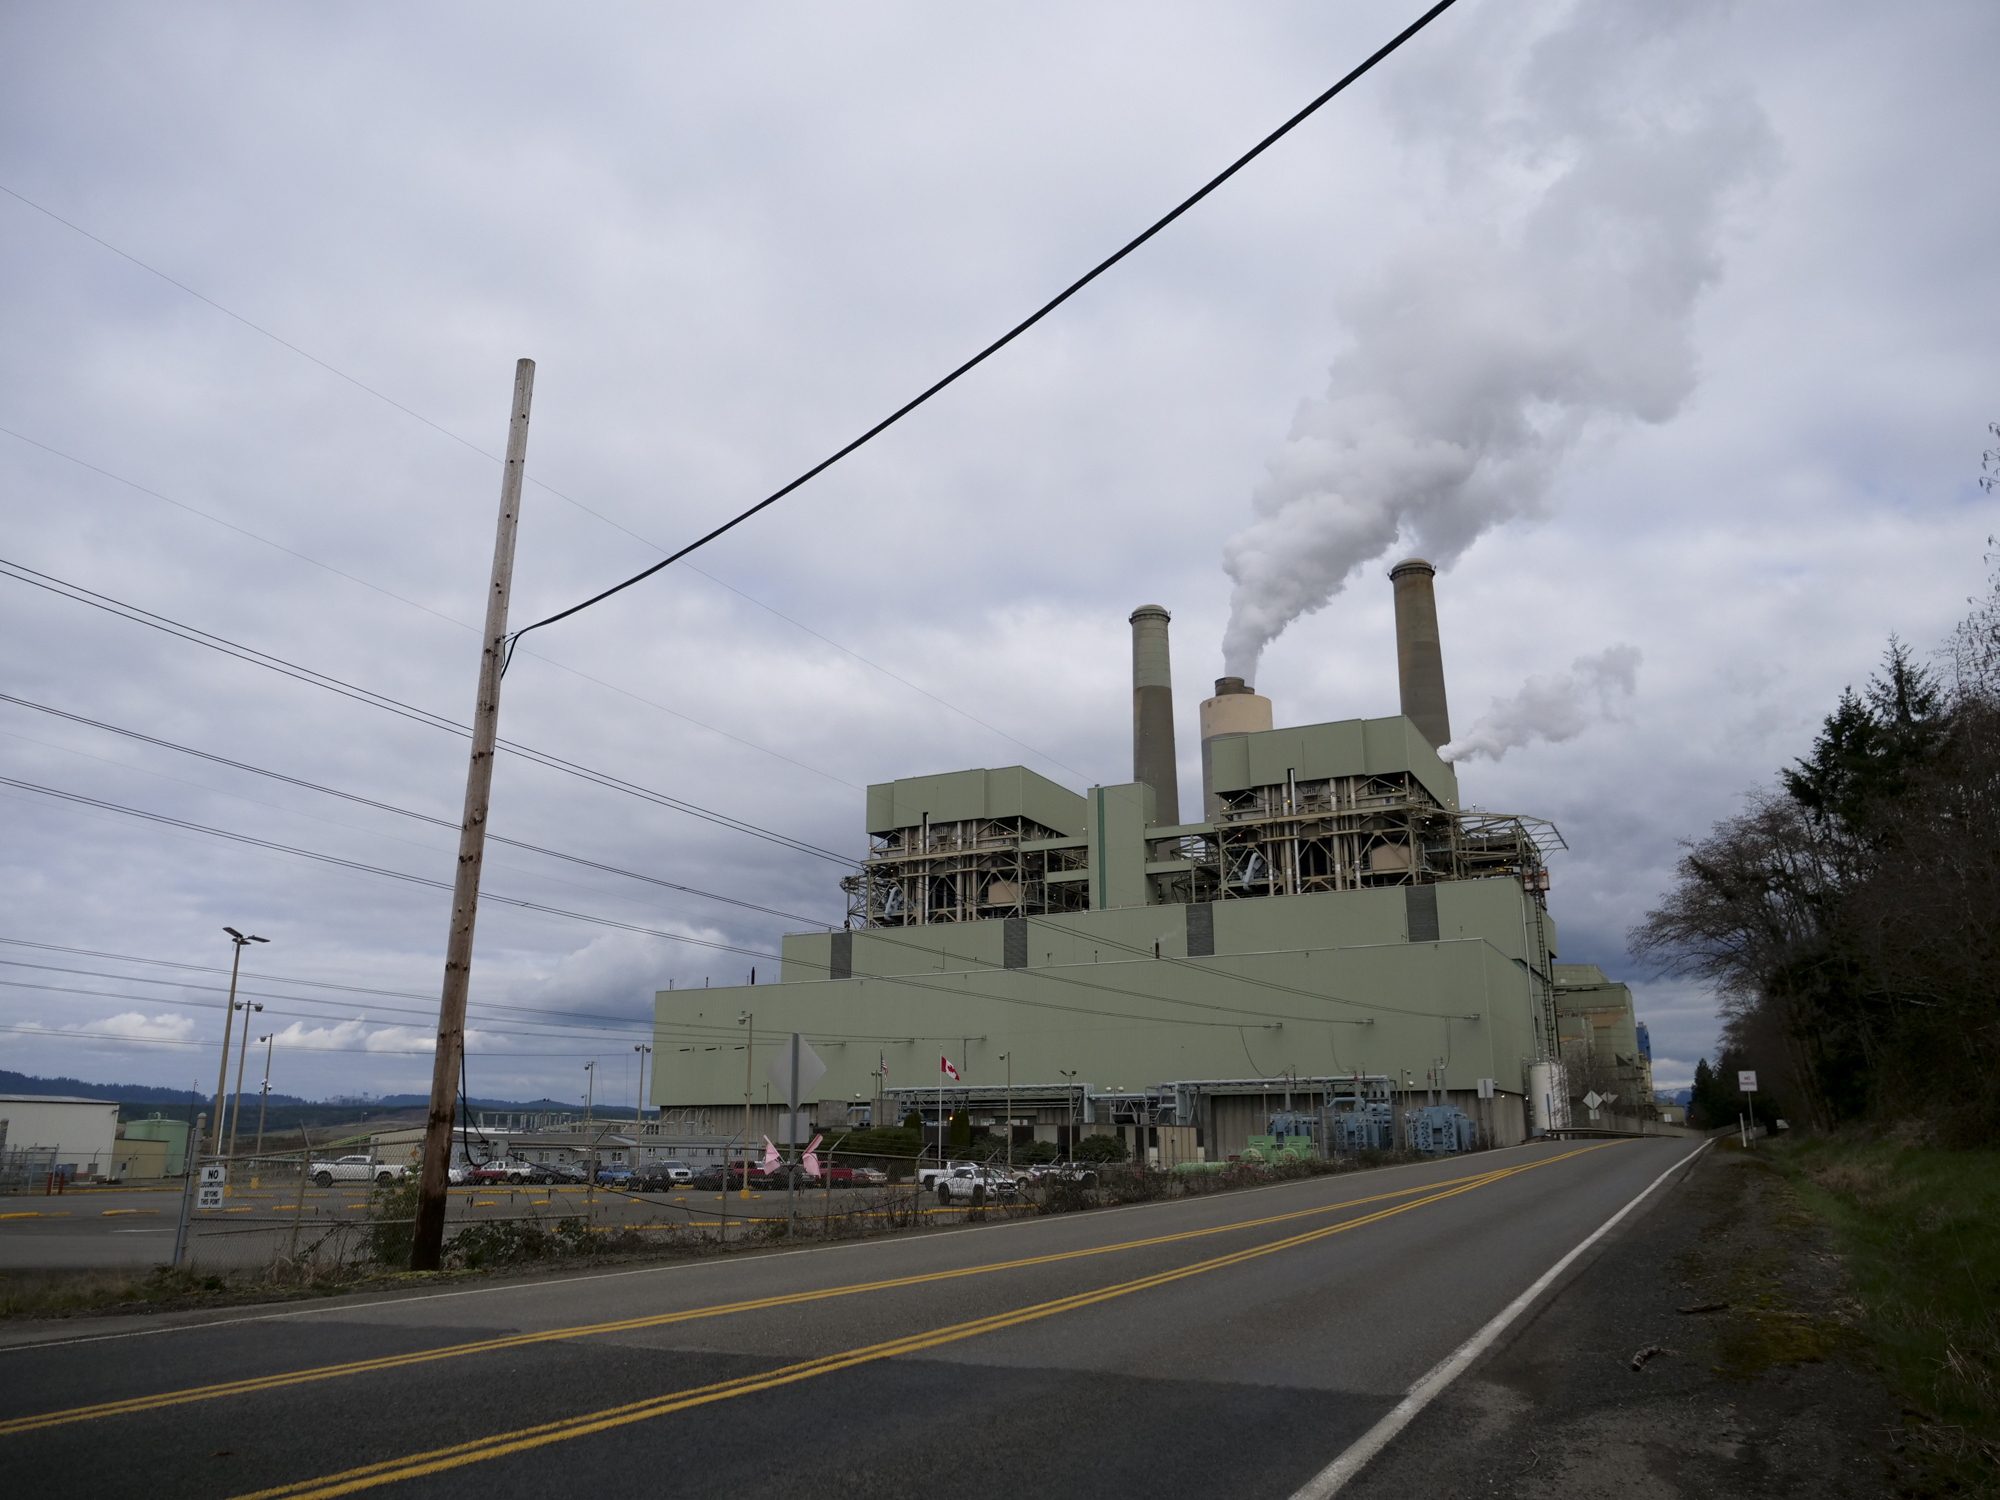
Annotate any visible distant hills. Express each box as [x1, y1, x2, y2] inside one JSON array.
[[0, 1070, 640, 1118]]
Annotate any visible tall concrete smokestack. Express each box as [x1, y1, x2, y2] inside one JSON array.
[[1129, 605, 1180, 826], [1389, 558, 1451, 749], [1199, 675, 1273, 821]]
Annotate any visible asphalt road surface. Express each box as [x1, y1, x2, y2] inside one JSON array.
[[0, 1137, 1702, 1499]]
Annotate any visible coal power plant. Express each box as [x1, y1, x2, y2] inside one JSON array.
[[652, 563, 1647, 1164]]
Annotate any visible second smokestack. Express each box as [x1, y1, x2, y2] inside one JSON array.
[[1199, 675, 1273, 820], [1129, 605, 1180, 826], [1389, 558, 1452, 749]]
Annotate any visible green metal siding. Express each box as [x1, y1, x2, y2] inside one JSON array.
[[1088, 782, 1151, 909], [656, 937, 1536, 1110], [1206, 715, 1460, 809], [865, 766, 1087, 836]]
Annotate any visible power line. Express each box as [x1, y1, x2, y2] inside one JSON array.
[[0, 773, 781, 965], [0, 1021, 610, 1059], [4, 423, 1087, 789], [0, 556, 857, 866], [503, 0, 1464, 655], [0, 975, 641, 1049], [8, 769, 1409, 1036], [0, 432, 866, 786], [0, 963, 654, 1043], [0, 690, 835, 929]]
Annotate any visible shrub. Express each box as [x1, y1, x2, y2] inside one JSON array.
[[447, 1218, 557, 1270], [1074, 1134, 1129, 1163], [366, 1179, 419, 1267]]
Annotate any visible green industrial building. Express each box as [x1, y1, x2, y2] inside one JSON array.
[[653, 561, 1575, 1160]]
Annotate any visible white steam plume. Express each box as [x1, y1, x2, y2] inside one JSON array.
[[1441, 644, 1640, 763], [1220, 0, 1774, 681]]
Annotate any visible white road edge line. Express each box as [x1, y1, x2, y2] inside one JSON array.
[[1287, 1138, 1715, 1500]]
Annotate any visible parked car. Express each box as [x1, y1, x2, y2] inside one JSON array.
[[916, 1159, 982, 1192], [632, 1161, 694, 1191], [595, 1165, 636, 1187], [539, 1162, 589, 1185], [690, 1162, 774, 1191], [469, 1162, 534, 1186], [1024, 1161, 1099, 1188], [933, 1164, 1020, 1205], [310, 1155, 407, 1188]]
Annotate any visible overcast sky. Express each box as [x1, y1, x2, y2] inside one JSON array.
[[2, 0, 1994, 1110]]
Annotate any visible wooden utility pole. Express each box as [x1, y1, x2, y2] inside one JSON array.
[[411, 357, 535, 1271]]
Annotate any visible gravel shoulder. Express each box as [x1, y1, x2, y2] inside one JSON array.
[[1344, 1142, 1913, 1500]]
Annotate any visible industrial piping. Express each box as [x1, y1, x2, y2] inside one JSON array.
[[1129, 605, 1181, 826], [1388, 558, 1452, 750], [1198, 675, 1273, 821]]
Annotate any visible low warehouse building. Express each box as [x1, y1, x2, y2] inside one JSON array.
[[0, 1095, 120, 1179]]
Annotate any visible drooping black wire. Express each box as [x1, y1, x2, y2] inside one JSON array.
[[0, 690, 835, 927], [0, 557, 856, 866], [501, 0, 1464, 657], [0, 774, 780, 964]]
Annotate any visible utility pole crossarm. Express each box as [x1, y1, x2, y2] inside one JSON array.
[[412, 358, 535, 1272]]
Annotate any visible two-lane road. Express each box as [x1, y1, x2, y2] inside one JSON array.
[[0, 1136, 1701, 1499]]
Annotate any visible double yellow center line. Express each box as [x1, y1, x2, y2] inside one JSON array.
[[230, 1146, 1616, 1500], [2, 1145, 1613, 1452]]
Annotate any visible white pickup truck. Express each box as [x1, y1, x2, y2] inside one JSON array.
[[310, 1155, 407, 1188], [927, 1163, 1021, 1205]]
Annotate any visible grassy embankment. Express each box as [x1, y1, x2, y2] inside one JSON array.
[[1773, 1133, 2000, 1493]]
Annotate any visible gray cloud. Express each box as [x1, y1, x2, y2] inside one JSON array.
[[0, 0, 1996, 1104], [1442, 644, 1640, 763], [1220, 0, 1778, 681]]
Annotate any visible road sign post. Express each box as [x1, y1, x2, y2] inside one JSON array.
[[1738, 1070, 1758, 1147], [768, 1033, 826, 1233], [171, 1113, 206, 1271]]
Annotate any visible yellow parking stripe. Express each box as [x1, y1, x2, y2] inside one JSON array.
[[0, 1145, 1614, 1439], [232, 1148, 1622, 1500]]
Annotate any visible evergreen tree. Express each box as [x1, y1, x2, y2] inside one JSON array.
[[1688, 1058, 1727, 1130]]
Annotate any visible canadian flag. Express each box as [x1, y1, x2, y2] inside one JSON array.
[[940, 1056, 960, 1080], [801, 1134, 824, 1178]]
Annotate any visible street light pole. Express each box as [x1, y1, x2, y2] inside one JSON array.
[[227, 1001, 264, 1161], [411, 357, 536, 1273], [633, 1043, 651, 1125], [210, 928, 267, 1157], [739, 1011, 753, 1199], [251, 1033, 275, 1162], [1060, 1069, 1078, 1161], [999, 1052, 1012, 1174]]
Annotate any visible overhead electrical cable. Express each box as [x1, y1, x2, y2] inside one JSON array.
[[0, 1021, 611, 1058], [0, 557, 857, 866], [0, 691, 835, 928], [0, 964, 656, 1043], [0, 592, 1488, 1032], [501, 0, 1465, 657], [0, 1, 1470, 778], [0, 937, 829, 1039], [0, 424, 1087, 789], [8, 773, 1418, 1035], [0, 774, 779, 964]]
